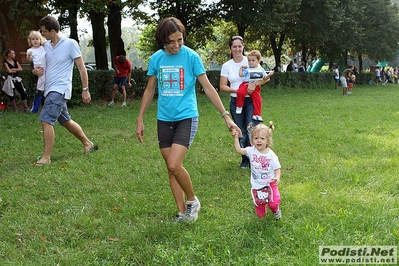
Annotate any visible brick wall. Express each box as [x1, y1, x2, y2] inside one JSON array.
[[0, 3, 41, 71]]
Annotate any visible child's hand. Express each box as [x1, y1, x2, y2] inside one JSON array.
[[267, 70, 275, 78], [231, 128, 239, 138], [272, 176, 280, 186]]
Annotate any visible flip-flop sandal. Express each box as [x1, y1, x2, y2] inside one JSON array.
[[33, 160, 51, 166], [85, 145, 98, 153]]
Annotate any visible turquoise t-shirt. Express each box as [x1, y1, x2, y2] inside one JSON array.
[[147, 45, 205, 122]]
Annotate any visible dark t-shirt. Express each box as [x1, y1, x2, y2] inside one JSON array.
[[5, 60, 20, 78]]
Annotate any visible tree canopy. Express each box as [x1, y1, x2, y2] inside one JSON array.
[[2, 0, 399, 70]]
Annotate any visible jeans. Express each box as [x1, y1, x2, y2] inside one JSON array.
[[229, 96, 259, 149]]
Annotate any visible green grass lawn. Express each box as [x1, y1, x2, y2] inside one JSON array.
[[0, 83, 398, 265]]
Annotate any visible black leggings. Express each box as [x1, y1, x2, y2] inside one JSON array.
[[9, 80, 27, 100]]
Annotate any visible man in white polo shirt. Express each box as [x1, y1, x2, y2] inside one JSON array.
[[32, 16, 97, 166]]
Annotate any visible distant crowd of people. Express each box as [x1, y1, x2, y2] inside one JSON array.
[[374, 66, 399, 85], [273, 58, 306, 73]]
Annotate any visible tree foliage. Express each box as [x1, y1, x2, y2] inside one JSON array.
[[1, 0, 48, 35], [2, 0, 399, 71], [198, 20, 237, 66], [134, 22, 158, 64], [357, 0, 399, 63], [213, 0, 301, 68], [50, 0, 82, 41], [145, 0, 214, 49], [106, 0, 145, 68], [293, 0, 343, 64]]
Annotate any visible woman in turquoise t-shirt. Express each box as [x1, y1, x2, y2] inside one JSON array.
[[135, 17, 241, 223]]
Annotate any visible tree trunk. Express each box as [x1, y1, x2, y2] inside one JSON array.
[[300, 44, 308, 67], [342, 50, 349, 68], [269, 32, 285, 70], [237, 28, 245, 40], [358, 54, 363, 72], [107, 2, 126, 68], [89, 11, 108, 70], [68, 6, 79, 43]]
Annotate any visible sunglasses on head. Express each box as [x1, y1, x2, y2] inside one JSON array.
[[231, 36, 243, 41]]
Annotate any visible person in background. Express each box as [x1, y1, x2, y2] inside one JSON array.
[[273, 63, 281, 72], [381, 67, 386, 85], [340, 65, 354, 96], [26, 30, 46, 113], [298, 62, 306, 72], [2, 49, 30, 112], [286, 61, 294, 72], [385, 67, 391, 84], [332, 65, 339, 90], [220, 36, 269, 168], [108, 55, 132, 107], [135, 17, 241, 223], [293, 59, 299, 72], [375, 66, 381, 85], [232, 122, 282, 220], [347, 74, 356, 95], [32, 16, 97, 166]]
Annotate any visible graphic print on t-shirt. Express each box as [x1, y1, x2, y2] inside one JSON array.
[[251, 154, 273, 184], [159, 67, 185, 97], [245, 67, 266, 81]]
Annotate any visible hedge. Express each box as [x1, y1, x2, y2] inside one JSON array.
[[0, 69, 374, 107]]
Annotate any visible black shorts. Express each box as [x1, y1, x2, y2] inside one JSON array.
[[157, 117, 198, 149]]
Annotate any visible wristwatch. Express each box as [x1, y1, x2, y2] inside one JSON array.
[[221, 111, 230, 118], [83, 87, 89, 91]]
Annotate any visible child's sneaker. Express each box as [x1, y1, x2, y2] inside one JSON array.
[[252, 115, 264, 122], [30, 92, 43, 113], [122, 102, 127, 107], [183, 196, 201, 223], [108, 101, 115, 106], [173, 212, 185, 223], [236, 107, 243, 114], [274, 209, 282, 221]]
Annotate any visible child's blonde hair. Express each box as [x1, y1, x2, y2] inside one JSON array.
[[27, 30, 46, 47], [250, 121, 275, 147], [247, 50, 262, 61]]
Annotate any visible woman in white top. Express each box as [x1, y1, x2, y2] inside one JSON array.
[[220, 36, 269, 168]]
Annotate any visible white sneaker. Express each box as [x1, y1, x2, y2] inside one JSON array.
[[173, 212, 185, 223], [274, 209, 282, 221], [183, 196, 201, 223], [108, 101, 115, 106], [252, 115, 264, 122], [236, 107, 243, 114], [122, 102, 127, 107]]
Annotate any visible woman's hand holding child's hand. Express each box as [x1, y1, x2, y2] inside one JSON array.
[[231, 128, 239, 138]]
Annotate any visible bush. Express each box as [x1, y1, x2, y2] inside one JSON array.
[[130, 69, 148, 98], [1, 69, 375, 107]]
